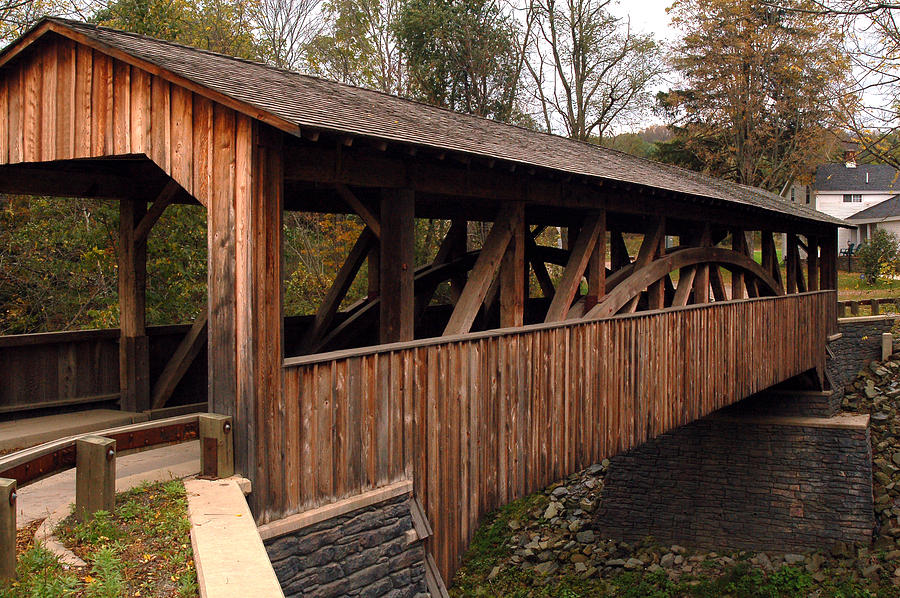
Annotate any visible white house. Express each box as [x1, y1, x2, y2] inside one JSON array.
[[811, 153, 900, 250]]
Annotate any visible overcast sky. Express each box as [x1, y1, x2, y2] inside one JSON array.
[[620, 0, 676, 40]]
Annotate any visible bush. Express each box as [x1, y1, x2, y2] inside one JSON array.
[[856, 229, 900, 284]]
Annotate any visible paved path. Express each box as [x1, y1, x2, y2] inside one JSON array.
[[17, 441, 200, 528]]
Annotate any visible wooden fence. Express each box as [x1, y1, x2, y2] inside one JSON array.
[[0, 324, 206, 414], [278, 290, 834, 582]]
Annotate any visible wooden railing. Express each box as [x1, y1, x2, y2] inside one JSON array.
[[276, 290, 834, 582], [838, 297, 900, 318], [0, 324, 206, 414]]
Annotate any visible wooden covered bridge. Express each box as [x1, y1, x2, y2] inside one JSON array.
[[0, 19, 843, 585]]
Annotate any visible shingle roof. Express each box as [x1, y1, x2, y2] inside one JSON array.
[[847, 195, 900, 221], [815, 163, 900, 192], [2, 18, 844, 227]]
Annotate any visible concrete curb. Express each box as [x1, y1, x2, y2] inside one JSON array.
[[186, 478, 283, 598], [33, 501, 86, 568]]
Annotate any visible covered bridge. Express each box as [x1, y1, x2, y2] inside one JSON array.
[[0, 18, 842, 585]]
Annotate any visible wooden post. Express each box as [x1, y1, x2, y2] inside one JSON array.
[[200, 414, 235, 479], [646, 219, 666, 310], [820, 230, 838, 291], [499, 204, 525, 328], [786, 233, 798, 294], [883, 333, 893, 361], [0, 478, 14, 581], [850, 300, 859, 315], [732, 229, 748, 300], [380, 189, 415, 343], [367, 246, 380, 300], [585, 210, 607, 311], [693, 225, 711, 304], [871, 298, 880, 316], [75, 436, 116, 521], [119, 199, 150, 412], [807, 235, 819, 291], [838, 302, 846, 317]]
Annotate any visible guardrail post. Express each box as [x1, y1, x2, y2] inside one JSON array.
[[75, 436, 116, 522], [850, 301, 859, 316], [838, 302, 846, 317], [871, 298, 880, 315], [1, 478, 15, 581], [200, 414, 234, 479]]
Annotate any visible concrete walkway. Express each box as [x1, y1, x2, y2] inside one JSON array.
[[0, 409, 148, 453], [16, 441, 200, 528]]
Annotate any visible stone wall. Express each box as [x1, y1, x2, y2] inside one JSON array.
[[264, 494, 430, 598], [830, 316, 896, 388], [734, 389, 842, 418], [593, 413, 874, 552]]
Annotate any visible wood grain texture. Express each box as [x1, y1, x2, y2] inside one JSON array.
[[281, 291, 833, 582]]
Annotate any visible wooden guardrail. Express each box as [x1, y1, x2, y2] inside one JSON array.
[[837, 297, 900, 317], [277, 290, 834, 582], [0, 412, 233, 580]]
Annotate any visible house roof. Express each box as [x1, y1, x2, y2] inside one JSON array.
[[847, 195, 900, 221], [1, 18, 845, 227], [815, 163, 900, 192]]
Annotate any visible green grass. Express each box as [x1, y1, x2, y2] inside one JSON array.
[[0, 479, 197, 598]]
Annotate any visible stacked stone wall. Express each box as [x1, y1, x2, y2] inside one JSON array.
[[593, 415, 874, 552], [830, 317, 896, 388], [264, 494, 430, 598]]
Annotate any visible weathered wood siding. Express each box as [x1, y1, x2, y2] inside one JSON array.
[[281, 291, 833, 582], [0, 325, 207, 414]]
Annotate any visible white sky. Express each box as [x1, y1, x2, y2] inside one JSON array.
[[619, 0, 676, 40]]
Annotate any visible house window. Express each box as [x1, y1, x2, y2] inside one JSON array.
[[843, 194, 862, 202], [806, 187, 811, 204]]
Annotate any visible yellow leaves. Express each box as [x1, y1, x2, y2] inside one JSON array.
[[83, 574, 96, 584]]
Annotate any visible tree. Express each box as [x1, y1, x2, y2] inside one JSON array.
[[395, 0, 527, 122], [857, 228, 900, 284], [657, 0, 852, 193], [527, 0, 664, 141], [252, 0, 323, 69], [306, 0, 405, 93]]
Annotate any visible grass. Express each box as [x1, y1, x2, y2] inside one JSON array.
[[0, 479, 197, 598]]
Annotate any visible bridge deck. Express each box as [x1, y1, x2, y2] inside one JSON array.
[[277, 291, 834, 581]]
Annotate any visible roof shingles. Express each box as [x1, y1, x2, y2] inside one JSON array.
[[2, 18, 844, 227]]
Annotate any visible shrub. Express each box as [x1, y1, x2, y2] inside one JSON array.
[[856, 228, 900, 284]]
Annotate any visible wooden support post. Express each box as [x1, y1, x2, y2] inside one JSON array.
[[499, 204, 525, 328], [444, 206, 518, 335], [807, 236, 819, 291], [526, 236, 555, 299], [119, 199, 150, 412], [850, 300, 859, 315], [820, 231, 838, 290], [0, 478, 14, 581], [75, 436, 116, 522], [872, 298, 880, 316], [151, 310, 209, 409], [786, 233, 798, 294], [200, 414, 235, 479], [367, 246, 380, 300], [380, 189, 415, 343], [585, 210, 607, 311], [546, 215, 604, 322], [838, 302, 847, 317], [761, 230, 783, 293], [732, 229, 748, 300], [693, 225, 711, 304], [645, 219, 666, 310]]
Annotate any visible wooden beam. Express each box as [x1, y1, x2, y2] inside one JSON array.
[[500, 204, 525, 328], [133, 180, 181, 244], [150, 310, 209, 409], [692, 224, 712, 305], [444, 205, 518, 335], [820, 231, 838, 290], [545, 215, 604, 322], [585, 210, 607, 311], [610, 230, 630, 270], [414, 219, 467, 321], [807, 235, 819, 291], [761, 230, 783, 293], [526, 236, 556, 298], [304, 228, 375, 351], [786, 233, 798, 294], [642, 219, 666, 310], [672, 266, 696, 306], [731, 230, 749, 300], [709, 266, 727, 301], [380, 189, 415, 342], [336, 183, 381, 238], [119, 199, 150, 412]]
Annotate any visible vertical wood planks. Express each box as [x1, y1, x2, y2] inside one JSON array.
[[280, 291, 833, 584]]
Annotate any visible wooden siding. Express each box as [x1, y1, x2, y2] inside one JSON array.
[[281, 291, 834, 582], [0, 34, 246, 209], [0, 325, 207, 413]]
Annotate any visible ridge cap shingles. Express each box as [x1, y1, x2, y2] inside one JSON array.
[[7, 18, 844, 226]]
